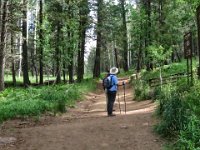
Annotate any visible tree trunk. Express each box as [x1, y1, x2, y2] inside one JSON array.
[[147, 0, 153, 70], [93, 0, 103, 78], [120, 0, 129, 72], [137, 34, 143, 73], [66, 0, 74, 84], [68, 61, 74, 84], [34, 0, 39, 83], [22, 0, 30, 86], [39, 0, 43, 84], [63, 62, 66, 83], [114, 48, 120, 71], [77, 0, 88, 83], [0, 0, 8, 91], [10, 0, 16, 86], [68, 30, 74, 84], [56, 24, 61, 84], [11, 33, 16, 86], [143, 0, 152, 71], [18, 20, 22, 78]]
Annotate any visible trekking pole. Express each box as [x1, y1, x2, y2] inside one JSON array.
[[123, 81, 126, 114], [118, 92, 121, 114]]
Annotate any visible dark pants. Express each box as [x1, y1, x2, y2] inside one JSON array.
[[107, 91, 117, 115]]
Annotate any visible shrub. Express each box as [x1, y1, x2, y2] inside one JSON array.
[[155, 79, 200, 149], [155, 91, 188, 137], [175, 115, 200, 150], [133, 79, 151, 101]]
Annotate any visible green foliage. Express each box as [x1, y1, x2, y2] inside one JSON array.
[[175, 115, 200, 150], [0, 88, 49, 122], [154, 79, 200, 149], [141, 59, 198, 81], [0, 79, 96, 122], [155, 87, 188, 137], [4, 75, 56, 84], [117, 69, 135, 77], [147, 44, 172, 65], [133, 79, 151, 101]]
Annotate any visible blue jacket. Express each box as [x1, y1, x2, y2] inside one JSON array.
[[108, 74, 118, 92]]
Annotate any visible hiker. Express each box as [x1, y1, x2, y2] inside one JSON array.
[[106, 67, 119, 116]]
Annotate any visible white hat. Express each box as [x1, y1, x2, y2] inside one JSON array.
[[110, 67, 118, 74]]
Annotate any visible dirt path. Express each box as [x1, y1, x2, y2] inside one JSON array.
[[0, 80, 164, 150]]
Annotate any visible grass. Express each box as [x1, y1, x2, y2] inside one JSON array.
[[4, 75, 56, 83], [0, 78, 96, 122]]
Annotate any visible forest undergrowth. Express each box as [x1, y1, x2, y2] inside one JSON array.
[[0, 79, 96, 123], [133, 60, 200, 150]]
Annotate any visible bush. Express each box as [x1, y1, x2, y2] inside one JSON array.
[[155, 79, 200, 149], [155, 91, 188, 137], [133, 79, 151, 101], [175, 115, 200, 150]]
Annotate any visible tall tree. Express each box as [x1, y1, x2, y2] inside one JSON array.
[[66, 0, 74, 84], [141, 0, 152, 71], [120, 0, 129, 72], [10, 0, 16, 86], [55, 23, 61, 83], [93, 0, 103, 78], [77, 0, 89, 82], [39, 0, 44, 84], [0, 0, 8, 91], [22, 0, 30, 86]]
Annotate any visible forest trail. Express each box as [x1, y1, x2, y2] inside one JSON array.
[[0, 78, 164, 150]]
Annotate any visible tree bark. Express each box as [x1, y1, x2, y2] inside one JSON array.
[[0, 0, 8, 91], [68, 29, 74, 84], [114, 48, 120, 71], [142, 0, 152, 71], [68, 61, 74, 84], [77, 0, 88, 83], [10, 2, 17, 86], [11, 33, 16, 86], [39, 0, 44, 84], [18, 20, 22, 78], [22, 0, 30, 86], [63, 62, 66, 83], [56, 24, 61, 84], [93, 0, 103, 78], [120, 0, 129, 72], [66, 0, 74, 84]]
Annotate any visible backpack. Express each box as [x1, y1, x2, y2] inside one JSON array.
[[103, 76, 113, 90]]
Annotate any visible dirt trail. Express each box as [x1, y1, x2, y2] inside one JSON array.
[[0, 79, 164, 150]]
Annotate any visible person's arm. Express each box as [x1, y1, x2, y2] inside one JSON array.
[[114, 76, 118, 86]]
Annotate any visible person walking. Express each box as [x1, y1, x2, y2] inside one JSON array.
[[107, 67, 118, 117]]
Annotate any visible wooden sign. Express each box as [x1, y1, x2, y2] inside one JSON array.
[[184, 32, 192, 59]]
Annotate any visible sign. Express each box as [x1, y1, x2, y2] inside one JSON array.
[[184, 32, 192, 59]]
